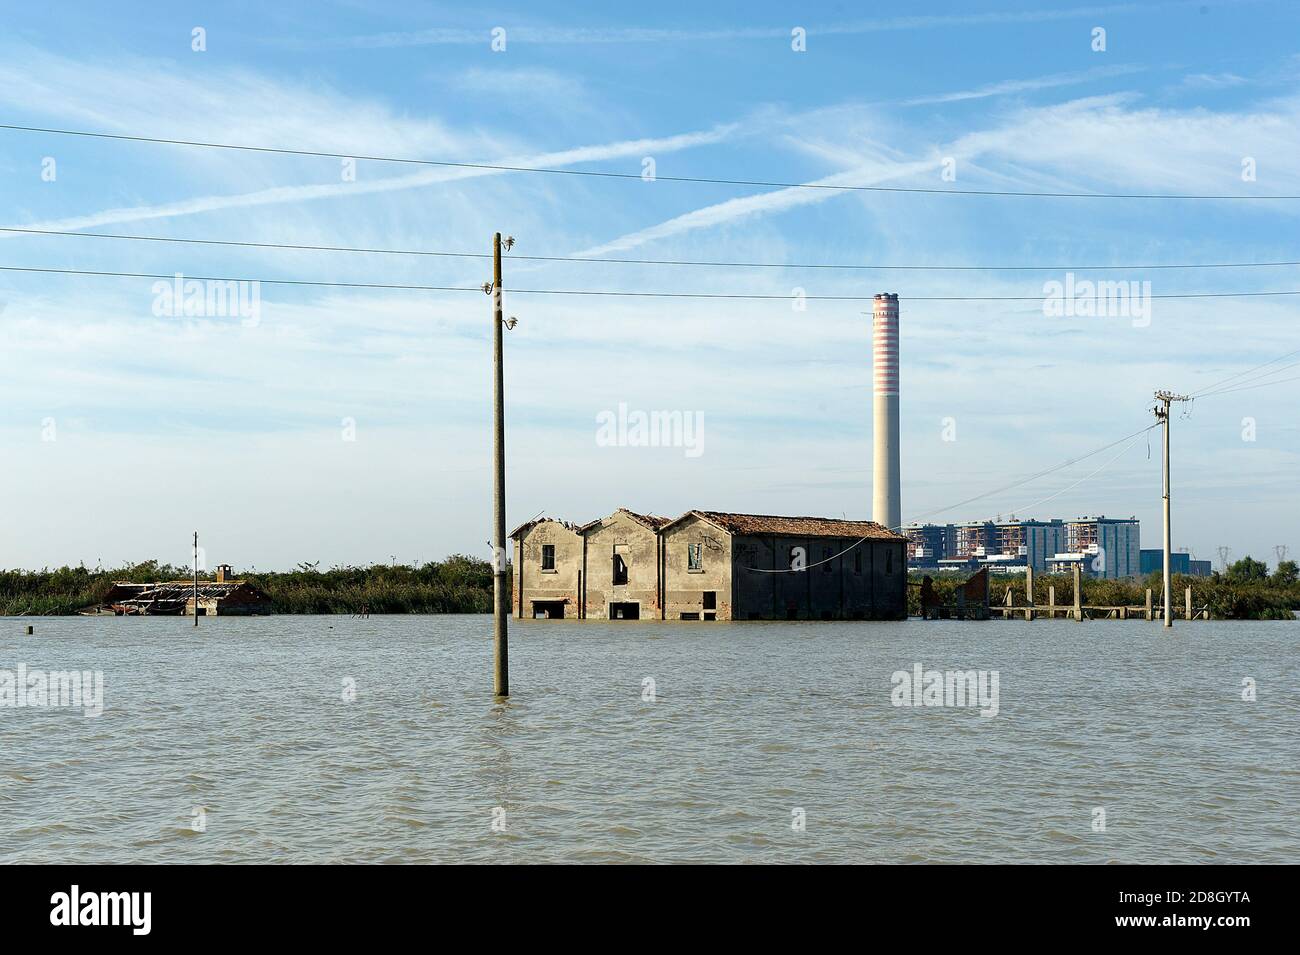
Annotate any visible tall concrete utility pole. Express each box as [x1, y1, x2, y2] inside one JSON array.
[[872, 293, 901, 532], [193, 531, 199, 627], [491, 232, 509, 697], [1154, 391, 1188, 628]]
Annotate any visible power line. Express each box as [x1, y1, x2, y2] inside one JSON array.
[[1000, 428, 1152, 518], [0, 265, 470, 293], [1195, 371, 1300, 399], [1198, 358, 1300, 397], [4, 263, 1300, 301], [906, 423, 1161, 526], [744, 421, 1159, 573], [0, 226, 480, 261], [1189, 346, 1300, 398], [4, 122, 1299, 201], [3, 225, 1299, 273]]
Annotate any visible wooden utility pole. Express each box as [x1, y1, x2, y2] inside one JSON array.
[[193, 531, 199, 627], [1154, 391, 1189, 629], [491, 232, 509, 697]]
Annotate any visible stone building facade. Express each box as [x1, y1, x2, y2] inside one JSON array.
[[510, 518, 584, 619], [580, 509, 668, 619], [511, 509, 907, 621]]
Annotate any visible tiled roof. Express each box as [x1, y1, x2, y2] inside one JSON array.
[[686, 511, 904, 540], [509, 517, 583, 539], [515, 510, 904, 540], [575, 509, 671, 533], [619, 509, 672, 530]]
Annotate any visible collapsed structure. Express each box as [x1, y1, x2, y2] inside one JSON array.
[[98, 564, 271, 616], [511, 509, 907, 621]]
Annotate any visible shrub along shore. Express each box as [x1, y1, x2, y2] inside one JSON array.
[[0, 557, 501, 616], [1, 556, 1295, 619], [907, 561, 1300, 621]]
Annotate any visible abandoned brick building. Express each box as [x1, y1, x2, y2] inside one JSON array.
[[510, 509, 907, 621]]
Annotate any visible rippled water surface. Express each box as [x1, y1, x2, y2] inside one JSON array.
[[2, 614, 1296, 863]]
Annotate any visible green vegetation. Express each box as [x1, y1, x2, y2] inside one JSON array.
[[908, 559, 1300, 621], [0, 557, 504, 616]]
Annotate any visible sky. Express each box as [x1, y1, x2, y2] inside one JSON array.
[[0, 0, 1298, 572]]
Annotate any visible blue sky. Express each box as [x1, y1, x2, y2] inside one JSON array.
[[1, 0, 1298, 571]]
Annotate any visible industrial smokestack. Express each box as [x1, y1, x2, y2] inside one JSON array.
[[872, 293, 901, 532]]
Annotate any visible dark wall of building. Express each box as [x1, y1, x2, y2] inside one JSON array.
[[732, 535, 905, 620]]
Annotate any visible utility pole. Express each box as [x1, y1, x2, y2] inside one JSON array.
[[193, 531, 199, 627], [1154, 391, 1188, 628], [489, 232, 515, 697]]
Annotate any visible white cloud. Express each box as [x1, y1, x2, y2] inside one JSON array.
[[903, 65, 1147, 105], [0, 125, 738, 236], [446, 67, 587, 102], [311, 4, 1187, 49], [1178, 72, 1249, 90], [579, 91, 1300, 257]]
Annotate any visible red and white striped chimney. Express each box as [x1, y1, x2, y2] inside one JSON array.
[[872, 293, 901, 532]]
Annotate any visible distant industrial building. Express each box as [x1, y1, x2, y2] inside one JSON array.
[[906, 516, 1141, 579], [512, 509, 907, 621], [1140, 550, 1211, 577], [905, 523, 954, 566]]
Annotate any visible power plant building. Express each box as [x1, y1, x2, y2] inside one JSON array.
[[907, 516, 1141, 579], [1139, 549, 1211, 577]]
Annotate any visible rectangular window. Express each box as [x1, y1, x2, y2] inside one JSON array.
[[612, 553, 628, 585], [703, 591, 716, 610], [680, 612, 700, 621], [687, 543, 703, 572], [823, 546, 833, 573], [541, 544, 555, 571]]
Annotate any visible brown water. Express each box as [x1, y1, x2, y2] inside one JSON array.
[[1, 614, 1296, 863]]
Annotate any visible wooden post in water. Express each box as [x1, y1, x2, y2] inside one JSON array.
[[193, 531, 199, 628], [1048, 585, 1056, 618], [1024, 565, 1034, 621], [1072, 563, 1083, 621], [1145, 588, 1153, 621], [1185, 586, 1193, 621]]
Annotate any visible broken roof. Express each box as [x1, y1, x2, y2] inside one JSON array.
[[508, 517, 584, 539], [669, 510, 904, 540], [511, 509, 904, 541], [101, 580, 267, 605], [579, 508, 671, 533]]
